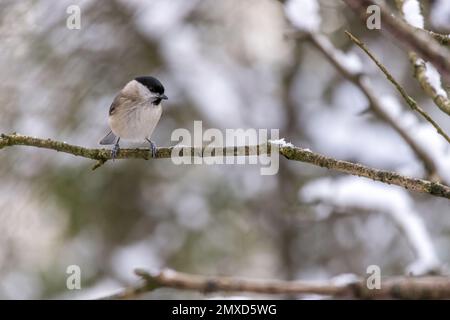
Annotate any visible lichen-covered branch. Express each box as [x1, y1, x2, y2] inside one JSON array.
[[428, 31, 450, 46], [306, 33, 442, 182], [1, 133, 450, 199], [0, 133, 269, 161], [104, 268, 450, 299], [346, 31, 450, 144], [280, 144, 450, 199], [343, 0, 450, 83]]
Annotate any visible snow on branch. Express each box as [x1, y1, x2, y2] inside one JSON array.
[[345, 31, 450, 144], [343, 0, 450, 83], [394, 0, 450, 117], [284, 0, 321, 32], [1, 133, 450, 199], [401, 0, 424, 28], [305, 32, 443, 182], [412, 56, 450, 116], [283, 0, 446, 183]]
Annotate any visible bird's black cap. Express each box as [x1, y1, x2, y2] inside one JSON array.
[[135, 76, 165, 95]]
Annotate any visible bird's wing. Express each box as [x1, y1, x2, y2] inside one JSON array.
[[108, 95, 122, 116], [99, 130, 117, 145], [109, 91, 140, 116]]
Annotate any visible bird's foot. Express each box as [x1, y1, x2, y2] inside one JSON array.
[[146, 139, 157, 158], [111, 142, 120, 161]]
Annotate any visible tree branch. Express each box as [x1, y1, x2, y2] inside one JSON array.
[[343, 0, 450, 82], [410, 53, 450, 116], [103, 268, 450, 299], [428, 31, 450, 47], [1, 133, 450, 199], [306, 33, 443, 182], [345, 31, 450, 144], [393, 0, 450, 117]]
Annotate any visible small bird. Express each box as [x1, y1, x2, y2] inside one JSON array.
[[100, 76, 168, 160]]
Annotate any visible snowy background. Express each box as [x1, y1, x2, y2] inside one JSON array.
[[0, 0, 449, 299]]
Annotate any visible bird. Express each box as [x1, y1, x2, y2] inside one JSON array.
[[99, 76, 168, 160]]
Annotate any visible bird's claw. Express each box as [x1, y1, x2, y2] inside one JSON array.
[[111, 143, 120, 161], [147, 139, 157, 158]]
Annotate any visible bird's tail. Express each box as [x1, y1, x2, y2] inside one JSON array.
[[99, 130, 117, 145]]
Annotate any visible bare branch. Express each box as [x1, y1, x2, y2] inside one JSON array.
[[306, 33, 443, 182], [1, 133, 450, 199], [343, 0, 450, 82], [345, 31, 450, 144], [103, 268, 450, 299]]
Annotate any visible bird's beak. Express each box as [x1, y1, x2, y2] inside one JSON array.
[[160, 94, 168, 100]]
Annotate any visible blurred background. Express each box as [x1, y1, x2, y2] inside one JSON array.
[[0, 0, 449, 299]]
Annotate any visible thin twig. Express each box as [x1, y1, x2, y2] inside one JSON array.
[[102, 268, 450, 299], [345, 31, 450, 144], [343, 0, 450, 82], [1, 133, 450, 199], [306, 33, 443, 182]]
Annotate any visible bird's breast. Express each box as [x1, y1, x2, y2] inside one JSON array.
[[109, 102, 162, 141]]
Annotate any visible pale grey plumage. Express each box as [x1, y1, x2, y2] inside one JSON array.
[[99, 77, 167, 159]]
